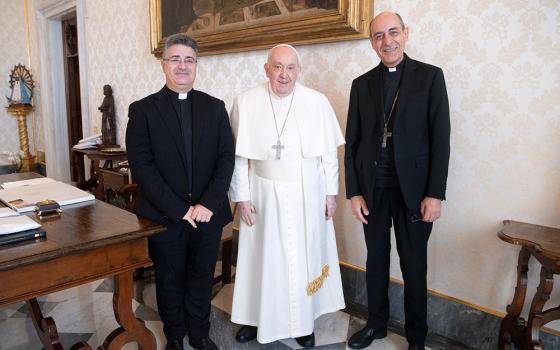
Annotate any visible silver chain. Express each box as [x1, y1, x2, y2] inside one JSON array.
[[267, 85, 296, 141]]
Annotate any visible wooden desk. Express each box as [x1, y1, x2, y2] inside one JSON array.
[[0, 171, 42, 183], [498, 220, 560, 350], [72, 148, 127, 200], [0, 173, 165, 350]]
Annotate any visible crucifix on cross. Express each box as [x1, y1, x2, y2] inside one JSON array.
[[272, 139, 285, 159], [382, 126, 392, 148]]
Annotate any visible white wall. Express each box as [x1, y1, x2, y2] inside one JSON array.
[[0, 0, 34, 165], [11, 0, 560, 330]]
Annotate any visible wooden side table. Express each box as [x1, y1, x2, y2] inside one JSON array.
[[72, 148, 127, 200], [498, 220, 560, 350]]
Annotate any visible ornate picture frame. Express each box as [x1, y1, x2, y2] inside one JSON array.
[[150, 0, 372, 57]]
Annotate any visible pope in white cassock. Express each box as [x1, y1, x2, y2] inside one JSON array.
[[229, 44, 346, 347]]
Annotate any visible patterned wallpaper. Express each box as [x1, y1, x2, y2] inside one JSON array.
[[4, 0, 560, 329], [0, 0, 31, 165]]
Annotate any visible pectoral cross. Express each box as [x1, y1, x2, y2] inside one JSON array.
[[382, 126, 392, 148], [272, 139, 284, 159]]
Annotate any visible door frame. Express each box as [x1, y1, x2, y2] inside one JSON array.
[[37, 0, 90, 181]]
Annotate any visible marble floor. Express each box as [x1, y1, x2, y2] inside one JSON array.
[[0, 265, 465, 350]]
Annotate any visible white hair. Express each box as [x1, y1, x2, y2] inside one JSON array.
[[267, 44, 301, 64]]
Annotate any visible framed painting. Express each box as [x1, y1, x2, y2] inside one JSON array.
[[150, 0, 372, 57]]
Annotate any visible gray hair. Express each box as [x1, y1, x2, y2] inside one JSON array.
[[163, 34, 198, 57], [369, 12, 406, 38]]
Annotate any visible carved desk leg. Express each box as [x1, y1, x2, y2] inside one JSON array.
[[27, 298, 92, 350], [100, 271, 156, 350], [27, 298, 64, 350], [524, 265, 554, 350], [499, 246, 531, 349]]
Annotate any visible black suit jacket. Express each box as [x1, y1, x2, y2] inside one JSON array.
[[126, 86, 235, 242], [345, 55, 450, 211]]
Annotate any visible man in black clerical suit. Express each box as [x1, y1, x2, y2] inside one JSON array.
[[126, 34, 234, 350], [345, 12, 450, 350]]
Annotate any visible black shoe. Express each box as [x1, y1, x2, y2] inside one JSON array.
[[295, 332, 315, 348], [165, 339, 184, 350], [347, 326, 387, 349], [408, 344, 425, 350], [188, 337, 218, 350], [235, 325, 258, 342]]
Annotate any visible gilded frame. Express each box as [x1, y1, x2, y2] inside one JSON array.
[[150, 0, 372, 57]]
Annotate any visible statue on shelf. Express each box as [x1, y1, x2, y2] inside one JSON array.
[[5, 64, 36, 172], [6, 64, 34, 106], [98, 84, 117, 147]]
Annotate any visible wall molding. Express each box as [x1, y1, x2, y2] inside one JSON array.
[[339, 261, 560, 338], [75, 0, 91, 139]]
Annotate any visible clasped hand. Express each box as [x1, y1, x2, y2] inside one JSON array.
[[183, 204, 213, 228]]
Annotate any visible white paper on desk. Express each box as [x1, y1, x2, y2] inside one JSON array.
[[0, 207, 19, 218], [0, 181, 95, 213], [1, 177, 56, 189], [0, 215, 41, 235], [78, 133, 102, 144], [73, 142, 99, 150], [73, 134, 102, 149]]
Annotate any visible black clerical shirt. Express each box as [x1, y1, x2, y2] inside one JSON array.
[[166, 86, 193, 192], [375, 57, 406, 188]]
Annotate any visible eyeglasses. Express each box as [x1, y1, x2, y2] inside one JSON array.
[[163, 56, 197, 65]]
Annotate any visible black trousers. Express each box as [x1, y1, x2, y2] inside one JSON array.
[[149, 222, 222, 342], [364, 187, 432, 344]]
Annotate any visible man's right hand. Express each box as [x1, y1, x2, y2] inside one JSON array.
[[183, 206, 197, 228], [238, 201, 256, 226], [350, 195, 369, 224]]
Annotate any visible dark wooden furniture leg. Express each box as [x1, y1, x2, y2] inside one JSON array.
[[213, 238, 233, 285], [222, 238, 232, 284], [100, 271, 156, 350], [26, 298, 92, 350], [93, 160, 106, 200], [524, 265, 554, 350], [73, 152, 86, 186], [499, 246, 531, 349], [76, 161, 97, 193]]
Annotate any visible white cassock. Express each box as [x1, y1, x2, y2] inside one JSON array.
[[229, 82, 346, 343]]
